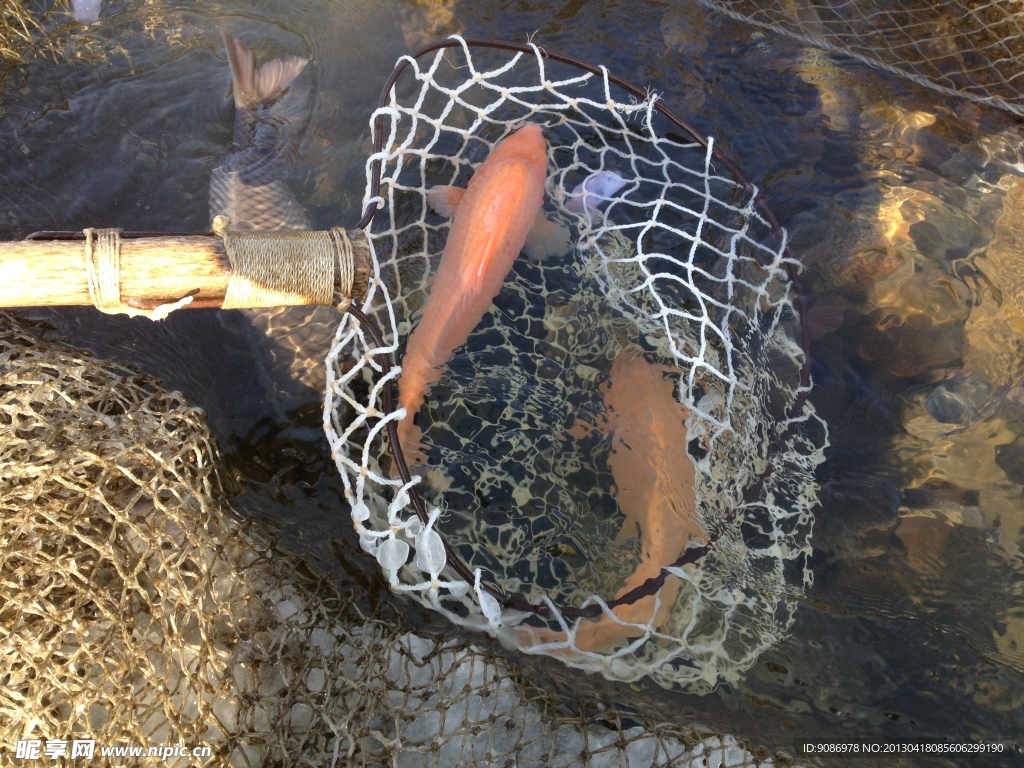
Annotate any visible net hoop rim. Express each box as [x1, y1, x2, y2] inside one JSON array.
[[349, 35, 816, 623]]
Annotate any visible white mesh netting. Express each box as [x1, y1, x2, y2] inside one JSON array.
[[326, 38, 828, 693], [697, 0, 1024, 117]]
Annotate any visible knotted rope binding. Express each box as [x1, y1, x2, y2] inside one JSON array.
[[84, 227, 194, 320], [213, 215, 359, 312], [78, 221, 361, 318]]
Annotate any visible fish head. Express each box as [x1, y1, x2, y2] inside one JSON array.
[[484, 123, 548, 176]]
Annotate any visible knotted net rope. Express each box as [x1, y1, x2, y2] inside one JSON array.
[[697, 0, 1024, 117], [326, 38, 828, 692], [0, 311, 773, 767]]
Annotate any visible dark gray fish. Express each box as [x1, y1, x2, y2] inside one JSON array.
[[212, 31, 340, 410], [210, 30, 311, 232]]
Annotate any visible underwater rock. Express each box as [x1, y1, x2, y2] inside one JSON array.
[[964, 175, 1024, 389]]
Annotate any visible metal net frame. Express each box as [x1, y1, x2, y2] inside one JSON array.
[[697, 0, 1024, 117], [325, 36, 828, 692]]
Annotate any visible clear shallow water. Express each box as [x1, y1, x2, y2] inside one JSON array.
[[2, 1, 1024, 764]]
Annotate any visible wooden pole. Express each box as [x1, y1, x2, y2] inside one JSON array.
[[0, 231, 371, 311]]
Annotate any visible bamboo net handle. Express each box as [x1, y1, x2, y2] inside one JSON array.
[[0, 226, 372, 317]]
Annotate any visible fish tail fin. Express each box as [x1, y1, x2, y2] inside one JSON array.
[[220, 28, 309, 109]]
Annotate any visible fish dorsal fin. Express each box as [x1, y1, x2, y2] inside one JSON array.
[[221, 29, 308, 109], [426, 185, 466, 218]]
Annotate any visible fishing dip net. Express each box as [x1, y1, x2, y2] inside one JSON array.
[[326, 37, 828, 693]]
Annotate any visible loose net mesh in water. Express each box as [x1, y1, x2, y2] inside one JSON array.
[[697, 0, 1024, 117], [0, 312, 769, 767], [327, 38, 828, 693]]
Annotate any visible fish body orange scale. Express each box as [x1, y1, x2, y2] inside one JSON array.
[[396, 124, 550, 465], [518, 351, 703, 653], [580, 351, 703, 651]]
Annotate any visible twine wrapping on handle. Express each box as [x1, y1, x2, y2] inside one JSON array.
[[84, 228, 194, 320], [213, 215, 357, 311]]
